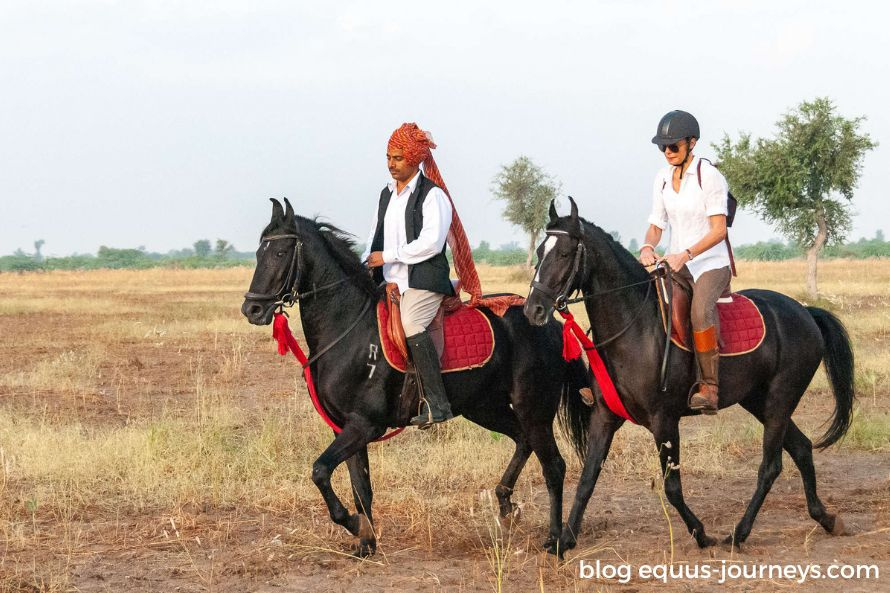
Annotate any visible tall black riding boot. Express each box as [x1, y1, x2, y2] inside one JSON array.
[[407, 331, 453, 428]]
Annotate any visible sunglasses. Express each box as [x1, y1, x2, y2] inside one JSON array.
[[658, 142, 684, 153]]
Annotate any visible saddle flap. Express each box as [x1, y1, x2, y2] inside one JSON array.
[[654, 272, 766, 355], [385, 284, 409, 360]]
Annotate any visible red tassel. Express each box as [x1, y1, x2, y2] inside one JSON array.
[[272, 313, 290, 356], [562, 317, 583, 361]]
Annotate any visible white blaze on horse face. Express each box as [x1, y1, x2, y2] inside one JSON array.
[[532, 236, 558, 285]]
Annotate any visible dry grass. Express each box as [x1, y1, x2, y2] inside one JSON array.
[[0, 261, 888, 590]]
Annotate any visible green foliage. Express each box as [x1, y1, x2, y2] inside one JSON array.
[[491, 156, 560, 234], [491, 156, 561, 266], [214, 239, 235, 259], [97, 246, 152, 269], [193, 239, 212, 258], [715, 97, 877, 248]]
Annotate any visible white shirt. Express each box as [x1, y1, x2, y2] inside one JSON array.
[[360, 171, 453, 293], [647, 156, 731, 281]]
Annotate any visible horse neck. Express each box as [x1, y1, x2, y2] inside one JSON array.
[[295, 239, 373, 353], [579, 229, 659, 345]]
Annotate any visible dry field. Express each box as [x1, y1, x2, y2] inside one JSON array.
[[0, 261, 888, 592]]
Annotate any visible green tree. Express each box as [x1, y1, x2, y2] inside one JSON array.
[[715, 98, 876, 298], [491, 156, 561, 268], [214, 239, 234, 259], [33, 239, 45, 263], [193, 239, 211, 258]]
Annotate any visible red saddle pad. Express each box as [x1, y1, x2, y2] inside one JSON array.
[[671, 293, 766, 355], [376, 302, 495, 373]]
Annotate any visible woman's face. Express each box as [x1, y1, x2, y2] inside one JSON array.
[[662, 138, 696, 166]]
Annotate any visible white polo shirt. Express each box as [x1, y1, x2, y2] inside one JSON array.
[[647, 156, 731, 281], [360, 171, 453, 294]]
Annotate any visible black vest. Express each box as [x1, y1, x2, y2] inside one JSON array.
[[370, 174, 455, 296]]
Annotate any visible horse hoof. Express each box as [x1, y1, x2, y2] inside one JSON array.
[[829, 514, 846, 536], [352, 541, 376, 558], [542, 537, 560, 557], [498, 504, 522, 528], [697, 534, 718, 548], [722, 534, 743, 550], [558, 535, 577, 553]]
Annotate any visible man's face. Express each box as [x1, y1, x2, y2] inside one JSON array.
[[387, 148, 419, 184], [662, 138, 696, 166]]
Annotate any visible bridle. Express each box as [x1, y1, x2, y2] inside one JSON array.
[[243, 230, 372, 367], [531, 228, 674, 391], [243, 232, 367, 309], [530, 229, 587, 312], [243, 233, 304, 307]]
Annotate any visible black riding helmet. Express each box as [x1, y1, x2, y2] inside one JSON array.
[[651, 110, 700, 145]]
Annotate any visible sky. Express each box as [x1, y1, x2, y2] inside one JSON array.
[[1, 0, 888, 257]]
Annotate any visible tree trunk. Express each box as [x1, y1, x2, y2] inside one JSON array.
[[806, 210, 828, 299], [526, 230, 539, 269]]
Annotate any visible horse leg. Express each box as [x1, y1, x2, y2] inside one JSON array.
[[516, 419, 566, 554], [311, 419, 379, 555], [724, 413, 788, 547], [783, 421, 845, 535], [345, 446, 376, 556], [559, 403, 623, 552], [651, 414, 717, 548], [462, 406, 531, 522], [741, 401, 845, 537]]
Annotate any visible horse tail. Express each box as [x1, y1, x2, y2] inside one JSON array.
[[806, 306, 856, 449], [560, 358, 592, 460]]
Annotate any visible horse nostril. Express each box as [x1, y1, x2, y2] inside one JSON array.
[[242, 302, 264, 319]]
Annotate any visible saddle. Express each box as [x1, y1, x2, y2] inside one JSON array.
[[379, 283, 497, 426], [378, 283, 496, 373], [654, 272, 766, 356]]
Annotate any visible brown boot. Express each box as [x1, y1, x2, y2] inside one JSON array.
[[689, 326, 720, 415]]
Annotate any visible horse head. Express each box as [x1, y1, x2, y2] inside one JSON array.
[[241, 197, 301, 325], [524, 196, 587, 326]]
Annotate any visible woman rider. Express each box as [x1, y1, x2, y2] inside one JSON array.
[[639, 110, 731, 415]]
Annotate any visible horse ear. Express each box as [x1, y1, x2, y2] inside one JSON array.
[[549, 199, 558, 223], [270, 198, 284, 220], [569, 196, 579, 222], [283, 197, 295, 222]]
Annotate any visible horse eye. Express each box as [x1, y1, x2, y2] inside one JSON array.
[[276, 250, 286, 257]]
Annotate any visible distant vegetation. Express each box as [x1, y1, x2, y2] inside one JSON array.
[[0, 239, 253, 272], [2, 232, 888, 273]]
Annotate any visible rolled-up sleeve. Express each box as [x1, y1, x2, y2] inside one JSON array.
[[701, 164, 729, 217], [392, 188, 452, 264], [647, 172, 668, 230]]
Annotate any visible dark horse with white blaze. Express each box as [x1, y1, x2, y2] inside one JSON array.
[[524, 198, 855, 553], [241, 198, 589, 556]]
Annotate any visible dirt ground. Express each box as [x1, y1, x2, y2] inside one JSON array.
[[1, 266, 888, 592]]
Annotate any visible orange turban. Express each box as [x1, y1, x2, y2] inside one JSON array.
[[384, 122, 525, 316], [388, 123, 436, 168]]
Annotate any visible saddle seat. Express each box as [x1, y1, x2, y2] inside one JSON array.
[[654, 273, 766, 355], [378, 283, 496, 373]]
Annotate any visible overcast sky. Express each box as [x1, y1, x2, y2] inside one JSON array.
[[2, 0, 887, 256]]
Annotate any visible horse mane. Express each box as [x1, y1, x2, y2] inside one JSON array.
[[308, 217, 380, 297], [578, 218, 650, 280]]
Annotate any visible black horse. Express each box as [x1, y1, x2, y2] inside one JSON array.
[[524, 198, 855, 553], [241, 198, 588, 556]]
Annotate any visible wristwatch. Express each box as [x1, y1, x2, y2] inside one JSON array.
[[685, 248, 694, 261]]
